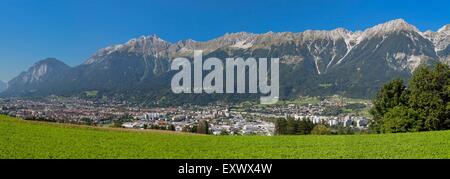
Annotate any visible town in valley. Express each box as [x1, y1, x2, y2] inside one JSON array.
[[0, 95, 371, 136]]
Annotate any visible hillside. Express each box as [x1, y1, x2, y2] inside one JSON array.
[[1, 115, 449, 159]]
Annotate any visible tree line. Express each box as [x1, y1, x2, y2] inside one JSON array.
[[370, 63, 450, 133], [275, 118, 336, 135], [275, 118, 365, 135]]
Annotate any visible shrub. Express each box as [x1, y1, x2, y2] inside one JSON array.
[[311, 124, 331, 135]]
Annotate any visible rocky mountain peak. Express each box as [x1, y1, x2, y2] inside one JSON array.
[[214, 32, 256, 44], [424, 25, 450, 53], [31, 58, 69, 77], [35, 58, 67, 66], [438, 24, 450, 33], [378, 19, 419, 32], [85, 34, 172, 64], [125, 34, 170, 49], [178, 39, 196, 45], [301, 28, 354, 41], [10, 58, 69, 85], [362, 19, 420, 38]]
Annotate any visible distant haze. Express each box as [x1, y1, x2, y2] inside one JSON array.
[[0, 81, 6, 92]]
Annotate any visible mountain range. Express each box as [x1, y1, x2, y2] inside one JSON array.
[[2, 19, 450, 104]]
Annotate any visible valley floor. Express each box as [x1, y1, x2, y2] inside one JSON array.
[[0, 115, 449, 159]]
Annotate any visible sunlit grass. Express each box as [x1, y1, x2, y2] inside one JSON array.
[[1, 115, 449, 159]]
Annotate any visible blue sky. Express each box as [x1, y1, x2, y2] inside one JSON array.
[[0, 0, 449, 82]]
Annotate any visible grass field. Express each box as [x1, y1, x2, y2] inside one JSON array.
[[1, 115, 449, 159]]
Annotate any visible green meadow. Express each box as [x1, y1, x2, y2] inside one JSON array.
[[0, 115, 449, 159]]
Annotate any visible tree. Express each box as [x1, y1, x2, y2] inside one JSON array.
[[286, 118, 299, 134], [370, 79, 409, 132], [330, 125, 355, 135], [190, 125, 198, 133], [168, 124, 176, 131], [408, 64, 450, 131], [275, 118, 316, 135], [371, 63, 450, 133], [275, 119, 288, 135], [298, 118, 315, 135], [197, 120, 209, 134], [381, 106, 422, 133]]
